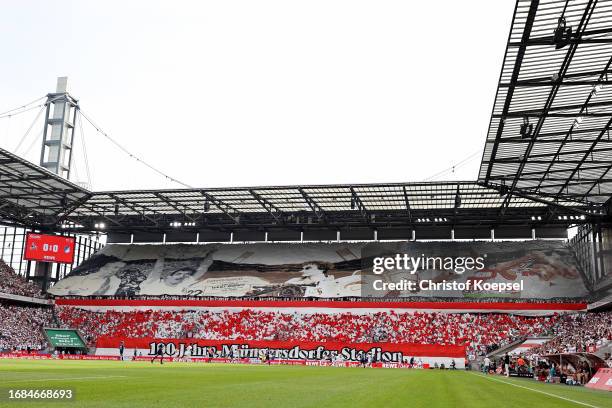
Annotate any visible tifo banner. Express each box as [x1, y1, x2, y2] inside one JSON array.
[[585, 368, 612, 391], [360, 241, 586, 299], [48, 241, 587, 299], [95, 337, 466, 362]]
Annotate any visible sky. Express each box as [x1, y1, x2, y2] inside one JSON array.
[[0, 0, 516, 191]]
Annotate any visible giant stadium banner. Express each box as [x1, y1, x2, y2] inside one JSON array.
[[0, 352, 463, 369], [94, 337, 466, 367], [47, 241, 588, 299]]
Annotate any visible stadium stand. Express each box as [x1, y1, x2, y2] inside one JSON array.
[[2, 302, 606, 368], [55, 307, 559, 355], [525, 311, 612, 356], [0, 260, 45, 298], [0, 301, 53, 351]]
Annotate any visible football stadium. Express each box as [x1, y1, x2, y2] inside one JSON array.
[[1, 0, 612, 407]]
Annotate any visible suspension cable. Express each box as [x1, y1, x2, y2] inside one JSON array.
[[77, 112, 93, 188], [79, 110, 192, 188], [0, 96, 46, 118], [13, 105, 46, 154], [423, 149, 482, 182]]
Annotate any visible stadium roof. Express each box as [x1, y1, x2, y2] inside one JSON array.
[[61, 181, 597, 232], [0, 142, 601, 233], [0, 148, 89, 226], [480, 0, 612, 209], [1, 0, 612, 235]]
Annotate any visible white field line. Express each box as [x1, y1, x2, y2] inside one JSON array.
[[2, 375, 128, 383], [472, 373, 601, 408]]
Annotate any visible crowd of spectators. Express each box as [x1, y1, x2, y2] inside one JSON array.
[[0, 302, 53, 351], [525, 311, 612, 356], [5, 303, 611, 368], [55, 294, 586, 304], [0, 260, 44, 298], [484, 354, 596, 385], [56, 306, 558, 353]]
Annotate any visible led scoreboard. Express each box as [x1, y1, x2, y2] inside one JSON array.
[[24, 233, 75, 264]]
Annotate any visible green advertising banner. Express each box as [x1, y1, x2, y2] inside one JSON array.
[[44, 329, 86, 348]]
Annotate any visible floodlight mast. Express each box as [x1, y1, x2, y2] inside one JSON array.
[[34, 77, 81, 291], [39, 77, 79, 179]]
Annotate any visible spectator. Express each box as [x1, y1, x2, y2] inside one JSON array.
[[0, 301, 53, 351], [526, 311, 612, 357], [56, 306, 560, 352], [0, 260, 44, 298]]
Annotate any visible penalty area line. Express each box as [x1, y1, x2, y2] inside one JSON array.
[[3, 375, 129, 383], [471, 373, 600, 408]]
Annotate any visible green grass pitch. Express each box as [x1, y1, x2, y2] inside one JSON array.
[[0, 359, 610, 408]]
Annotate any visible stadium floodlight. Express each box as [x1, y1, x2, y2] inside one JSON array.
[[94, 222, 105, 230], [519, 116, 533, 139], [553, 17, 572, 49]]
